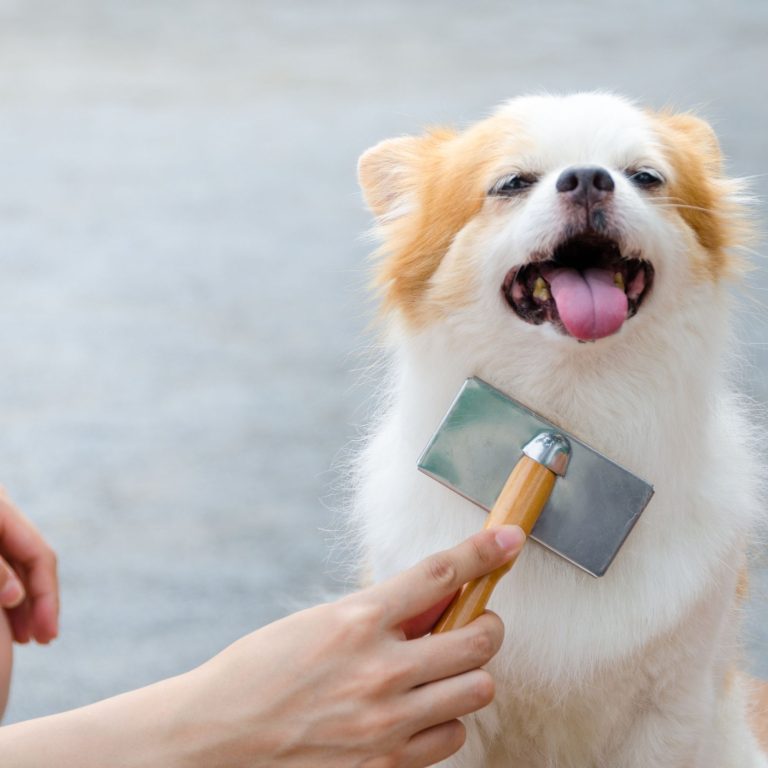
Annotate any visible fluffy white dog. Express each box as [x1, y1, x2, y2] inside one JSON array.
[[353, 93, 766, 767]]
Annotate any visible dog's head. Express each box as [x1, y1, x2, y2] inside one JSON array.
[[359, 94, 747, 358]]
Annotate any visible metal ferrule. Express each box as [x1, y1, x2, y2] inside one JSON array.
[[522, 431, 571, 476]]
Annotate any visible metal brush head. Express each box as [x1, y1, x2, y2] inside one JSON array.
[[417, 377, 654, 577]]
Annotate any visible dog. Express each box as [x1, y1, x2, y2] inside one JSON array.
[[353, 93, 767, 767]]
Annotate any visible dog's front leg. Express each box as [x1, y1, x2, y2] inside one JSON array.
[[611, 679, 764, 768], [611, 704, 704, 768], [612, 663, 767, 768]]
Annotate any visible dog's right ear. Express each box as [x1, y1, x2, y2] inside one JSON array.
[[357, 130, 456, 220], [357, 136, 423, 219]]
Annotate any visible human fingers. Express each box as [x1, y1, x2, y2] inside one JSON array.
[[6, 593, 32, 643], [400, 594, 455, 640], [0, 490, 59, 642], [405, 668, 495, 735], [23, 556, 59, 643], [0, 555, 25, 609], [372, 526, 525, 628], [399, 720, 466, 768], [363, 720, 466, 768], [405, 611, 504, 687], [28, 589, 58, 643]]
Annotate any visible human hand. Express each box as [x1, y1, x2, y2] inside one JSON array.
[[0, 487, 59, 644], [175, 525, 525, 768]]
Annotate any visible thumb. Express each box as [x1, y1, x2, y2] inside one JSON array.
[[373, 525, 526, 630], [0, 558, 25, 608]]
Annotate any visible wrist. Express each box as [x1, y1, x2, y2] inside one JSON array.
[[130, 671, 206, 768], [169, 656, 275, 768]]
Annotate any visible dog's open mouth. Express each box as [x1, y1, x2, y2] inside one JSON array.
[[502, 233, 655, 341]]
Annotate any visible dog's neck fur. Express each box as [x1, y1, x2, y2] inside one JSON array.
[[391, 283, 729, 483]]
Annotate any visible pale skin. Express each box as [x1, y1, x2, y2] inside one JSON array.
[[0, 488, 60, 717], [0, 488, 525, 768]]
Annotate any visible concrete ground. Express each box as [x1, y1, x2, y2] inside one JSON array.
[[0, 0, 766, 723]]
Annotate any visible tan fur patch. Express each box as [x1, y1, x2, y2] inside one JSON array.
[[736, 566, 750, 602], [359, 118, 522, 327], [720, 670, 768, 751], [748, 676, 768, 753], [419, 225, 486, 317], [649, 112, 751, 281]]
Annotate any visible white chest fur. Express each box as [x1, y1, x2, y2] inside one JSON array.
[[352, 300, 762, 765]]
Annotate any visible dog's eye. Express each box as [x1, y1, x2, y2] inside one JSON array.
[[626, 168, 665, 188], [489, 173, 537, 197]]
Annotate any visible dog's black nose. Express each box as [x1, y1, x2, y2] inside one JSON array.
[[556, 166, 615, 205]]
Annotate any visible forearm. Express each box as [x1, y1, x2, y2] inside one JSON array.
[[0, 673, 194, 768]]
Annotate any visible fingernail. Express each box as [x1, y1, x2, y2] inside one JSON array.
[[0, 574, 24, 607], [494, 525, 525, 553]]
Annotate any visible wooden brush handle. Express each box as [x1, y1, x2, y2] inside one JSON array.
[[431, 455, 556, 633]]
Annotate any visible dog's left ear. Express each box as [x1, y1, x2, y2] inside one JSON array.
[[358, 130, 455, 219], [652, 111, 724, 174], [651, 109, 751, 277]]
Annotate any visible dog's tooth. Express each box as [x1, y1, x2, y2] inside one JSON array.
[[613, 272, 625, 291], [533, 276, 550, 301]]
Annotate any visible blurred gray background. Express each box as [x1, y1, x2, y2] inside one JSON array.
[[1, 0, 766, 723]]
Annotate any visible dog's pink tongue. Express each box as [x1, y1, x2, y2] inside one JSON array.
[[546, 268, 628, 341]]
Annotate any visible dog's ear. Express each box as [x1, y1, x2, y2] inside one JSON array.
[[651, 109, 750, 278], [357, 136, 423, 218], [358, 130, 455, 219], [652, 111, 724, 173]]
